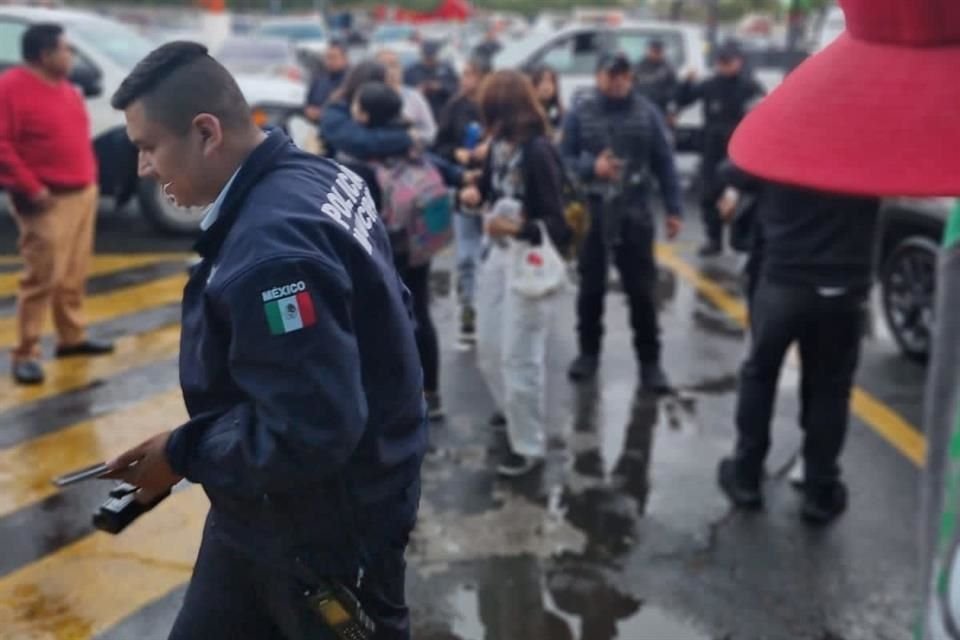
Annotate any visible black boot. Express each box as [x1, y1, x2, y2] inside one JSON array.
[[568, 354, 600, 382], [717, 458, 763, 509], [640, 362, 672, 394], [801, 480, 848, 525]]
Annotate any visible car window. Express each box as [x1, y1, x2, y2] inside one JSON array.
[[616, 30, 686, 67], [0, 20, 27, 67], [534, 32, 605, 75]]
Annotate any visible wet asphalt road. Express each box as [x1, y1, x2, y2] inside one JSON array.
[[0, 200, 929, 640]]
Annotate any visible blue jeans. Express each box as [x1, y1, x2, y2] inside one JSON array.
[[454, 212, 484, 307]]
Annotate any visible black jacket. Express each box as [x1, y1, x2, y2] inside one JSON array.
[[634, 58, 678, 115], [561, 90, 683, 217], [433, 93, 482, 165], [723, 167, 881, 290], [478, 135, 573, 252], [168, 131, 426, 578]]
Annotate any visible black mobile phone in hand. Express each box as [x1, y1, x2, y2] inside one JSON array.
[[52, 462, 110, 488]]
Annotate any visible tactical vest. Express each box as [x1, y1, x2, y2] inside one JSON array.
[[576, 92, 655, 195]]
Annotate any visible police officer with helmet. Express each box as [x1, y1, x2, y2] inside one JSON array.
[[563, 52, 684, 392], [102, 42, 426, 639]]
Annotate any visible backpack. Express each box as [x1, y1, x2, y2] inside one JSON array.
[[372, 155, 453, 267]]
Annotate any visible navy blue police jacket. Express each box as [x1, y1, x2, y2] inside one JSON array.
[[164, 130, 427, 580]]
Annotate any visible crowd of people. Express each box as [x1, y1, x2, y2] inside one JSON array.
[[298, 35, 780, 480], [0, 10, 921, 634]]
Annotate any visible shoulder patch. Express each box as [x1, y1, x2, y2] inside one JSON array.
[[261, 281, 316, 335]]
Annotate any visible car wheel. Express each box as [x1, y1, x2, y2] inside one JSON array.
[[881, 236, 938, 363], [136, 179, 203, 236]]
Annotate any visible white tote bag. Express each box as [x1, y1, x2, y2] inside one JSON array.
[[509, 221, 569, 299]]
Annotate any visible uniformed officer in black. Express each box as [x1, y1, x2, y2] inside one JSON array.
[[634, 39, 678, 118], [104, 42, 425, 639], [676, 41, 765, 257], [563, 52, 684, 392]]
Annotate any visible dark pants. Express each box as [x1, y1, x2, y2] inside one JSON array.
[[700, 135, 730, 247], [733, 279, 865, 486], [396, 261, 439, 394], [169, 517, 410, 640], [576, 204, 660, 363]]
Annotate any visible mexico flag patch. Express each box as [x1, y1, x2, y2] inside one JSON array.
[[262, 281, 316, 335]]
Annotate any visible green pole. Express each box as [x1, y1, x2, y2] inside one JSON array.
[[920, 200, 960, 640]]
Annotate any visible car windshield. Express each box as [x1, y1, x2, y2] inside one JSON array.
[[495, 31, 553, 68], [67, 18, 155, 69], [258, 24, 325, 41]]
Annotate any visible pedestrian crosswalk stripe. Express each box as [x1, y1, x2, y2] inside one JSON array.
[[0, 254, 191, 300], [0, 389, 186, 522], [0, 274, 187, 349], [0, 487, 205, 639], [655, 244, 927, 468], [0, 324, 180, 417]]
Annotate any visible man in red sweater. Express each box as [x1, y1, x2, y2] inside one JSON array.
[[0, 23, 113, 385]]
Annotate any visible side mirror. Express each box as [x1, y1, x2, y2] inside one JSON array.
[[69, 64, 103, 99]]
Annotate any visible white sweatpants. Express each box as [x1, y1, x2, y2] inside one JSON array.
[[475, 244, 555, 458]]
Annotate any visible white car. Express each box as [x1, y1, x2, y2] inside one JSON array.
[[0, 6, 308, 234], [254, 17, 329, 60], [495, 21, 708, 173]]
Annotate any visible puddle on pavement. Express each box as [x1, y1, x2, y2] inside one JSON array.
[[444, 569, 708, 640]]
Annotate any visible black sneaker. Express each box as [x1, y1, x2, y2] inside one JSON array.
[[489, 411, 507, 428], [801, 480, 848, 525], [497, 452, 543, 478], [425, 392, 445, 421], [717, 458, 763, 509], [640, 362, 672, 395], [55, 339, 115, 358], [568, 354, 600, 382], [458, 305, 476, 349], [12, 360, 44, 385], [698, 242, 723, 257]]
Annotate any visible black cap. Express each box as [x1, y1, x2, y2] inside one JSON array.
[[422, 40, 442, 58], [596, 51, 631, 74], [715, 40, 743, 63]]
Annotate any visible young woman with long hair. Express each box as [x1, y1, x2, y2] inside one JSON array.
[[459, 70, 572, 477]]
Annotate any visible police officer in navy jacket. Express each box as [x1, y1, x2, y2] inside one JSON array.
[[104, 42, 426, 640]]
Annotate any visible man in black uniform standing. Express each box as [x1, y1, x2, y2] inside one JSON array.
[[563, 53, 684, 392], [634, 39, 678, 118], [676, 42, 764, 256]]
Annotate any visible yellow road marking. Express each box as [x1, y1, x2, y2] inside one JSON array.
[[0, 487, 206, 639], [0, 389, 186, 520], [655, 245, 927, 468], [0, 324, 180, 415], [0, 254, 192, 299], [0, 274, 187, 349]]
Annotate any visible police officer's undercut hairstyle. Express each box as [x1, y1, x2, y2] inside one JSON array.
[[111, 41, 252, 134], [22, 23, 63, 63]]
